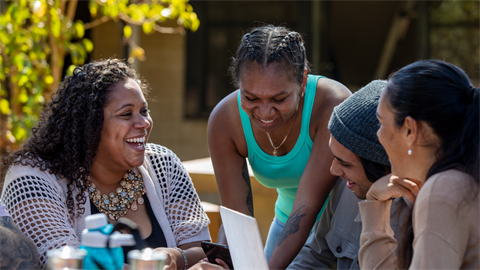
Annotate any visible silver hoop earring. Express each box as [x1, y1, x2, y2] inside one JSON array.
[[300, 92, 304, 98], [408, 149, 412, 156]]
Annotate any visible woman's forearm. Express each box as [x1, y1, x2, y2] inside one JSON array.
[[267, 204, 317, 269]]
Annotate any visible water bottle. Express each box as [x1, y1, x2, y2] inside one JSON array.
[[80, 213, 135, 270]]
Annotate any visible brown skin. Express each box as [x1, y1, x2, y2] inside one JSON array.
[[328, 135, 373, 200], [189, 259, 230, 270], [207, 61, 350, 269], [368, 89, 439, 204], [90, 79, 205, 269]]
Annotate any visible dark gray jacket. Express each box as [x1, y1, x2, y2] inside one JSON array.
[[287, 179, 410, 270]]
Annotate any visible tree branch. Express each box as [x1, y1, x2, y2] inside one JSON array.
[[60, 0, 67, 15], [66, 0, 78, 22], [117, 13, 186, 35], [83, 16, 112, 30]]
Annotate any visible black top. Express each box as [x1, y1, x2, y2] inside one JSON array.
[[90, 194, 168, 263]]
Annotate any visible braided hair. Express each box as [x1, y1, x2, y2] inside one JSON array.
[[229, 25, 310, 87], [4, 59, 148, 219]]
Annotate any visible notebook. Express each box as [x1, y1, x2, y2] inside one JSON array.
[[219, 206, 269, 269]]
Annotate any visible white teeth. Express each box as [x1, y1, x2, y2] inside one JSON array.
[[126, 137, 145, 143], [260, 119, 274, 124]]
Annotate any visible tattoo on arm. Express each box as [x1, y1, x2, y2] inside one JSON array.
[[0, 217, 40, 270], [276, 205, 307, 247], [242, 160, 254, 216]]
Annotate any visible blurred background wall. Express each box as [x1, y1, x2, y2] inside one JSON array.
[[87, 0, 479, 161]]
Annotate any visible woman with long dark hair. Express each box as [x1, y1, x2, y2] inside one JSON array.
[[359, 60, 479, 269], [1, 59, 210, 268]]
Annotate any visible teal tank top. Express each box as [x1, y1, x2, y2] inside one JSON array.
[[238, 74, 328, 224]]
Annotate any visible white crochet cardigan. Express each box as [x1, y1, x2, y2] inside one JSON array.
[[1, 144, 211, 267]]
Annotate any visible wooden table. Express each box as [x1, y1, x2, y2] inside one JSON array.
[[183, 157, 277, 244]]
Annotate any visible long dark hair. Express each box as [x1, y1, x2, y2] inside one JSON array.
[[229, 25, 310, 87], [3, 59, 147, 219], [385, 60, 479, 268]]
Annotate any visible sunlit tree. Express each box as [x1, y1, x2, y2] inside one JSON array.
[[430, 0, 479, 85], [0, 0, 200, 155]]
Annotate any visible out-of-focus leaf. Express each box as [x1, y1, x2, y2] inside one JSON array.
[[89, 0, 98, 17], [66, 65, 76, 76], [123, 25, 132, 38], [13, 126, 27, 141], [82, 38, 94, 52], [74, 21, 85, 38], [18, 75, 29, 86], [19, 90, 28, 103], [142, 21, 154, 34], [129, 46, 146, 61], [45, 75, 54, 84], [0, 99, 10, 114]]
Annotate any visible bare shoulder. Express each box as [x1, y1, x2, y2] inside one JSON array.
[[208, 90, 242, 137], [207, 90, 246, 156], [312, 77, 351, 121]]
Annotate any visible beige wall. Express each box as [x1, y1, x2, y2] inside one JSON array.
[[92, 21, 210, 162]]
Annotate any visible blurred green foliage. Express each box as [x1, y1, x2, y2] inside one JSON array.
[[0, 0, 200, 155], [430, 0, 479, 85]]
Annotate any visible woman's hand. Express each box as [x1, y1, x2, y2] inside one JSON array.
[[366, 173, 423, 204], [153, 248, 178, 270], [190, 259, 229, 270]]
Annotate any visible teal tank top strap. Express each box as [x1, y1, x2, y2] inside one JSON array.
[[300, 74, 324, 146]]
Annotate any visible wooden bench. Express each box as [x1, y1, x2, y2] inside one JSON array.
[[183, 157, 277, 244]]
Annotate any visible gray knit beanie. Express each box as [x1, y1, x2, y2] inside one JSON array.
[[328, 80, 390, 166]]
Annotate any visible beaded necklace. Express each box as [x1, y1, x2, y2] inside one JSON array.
[[87, 170, 146, 220]]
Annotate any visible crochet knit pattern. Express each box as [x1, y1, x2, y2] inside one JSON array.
[[1, 144, 210, 267]]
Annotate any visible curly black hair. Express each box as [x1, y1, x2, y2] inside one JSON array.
[[3, 59, 148, 218]]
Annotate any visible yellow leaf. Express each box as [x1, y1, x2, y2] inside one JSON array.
[[142, 22, 153, 34], [0, 99, 10, 114], [18, 75, 29, 87], [14, 127, 27, 141], [130, 47, 146, 61], [66, 65, 76, 76], [82, 39, 94, 53], [19, 90, 28, 103], [45, 75, 54, 84], [90, 6, 97, 17], [74, 21, 85, 38], [123, 25, 132, 38]]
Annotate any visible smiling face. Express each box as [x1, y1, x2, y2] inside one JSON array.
[[93, 78, 153, 172], [329, 135, 373, 199], [239, 61, 304, 133], [376, 88, 409, 177]]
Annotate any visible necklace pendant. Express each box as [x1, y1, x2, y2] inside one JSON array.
[[272, 148, 277, 156], [131, 203, 138, 211]]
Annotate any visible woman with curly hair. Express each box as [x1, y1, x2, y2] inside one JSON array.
[[1, 59, 210, 268]]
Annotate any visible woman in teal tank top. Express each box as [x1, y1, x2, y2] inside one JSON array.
[[208, 25, 351, 269]]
